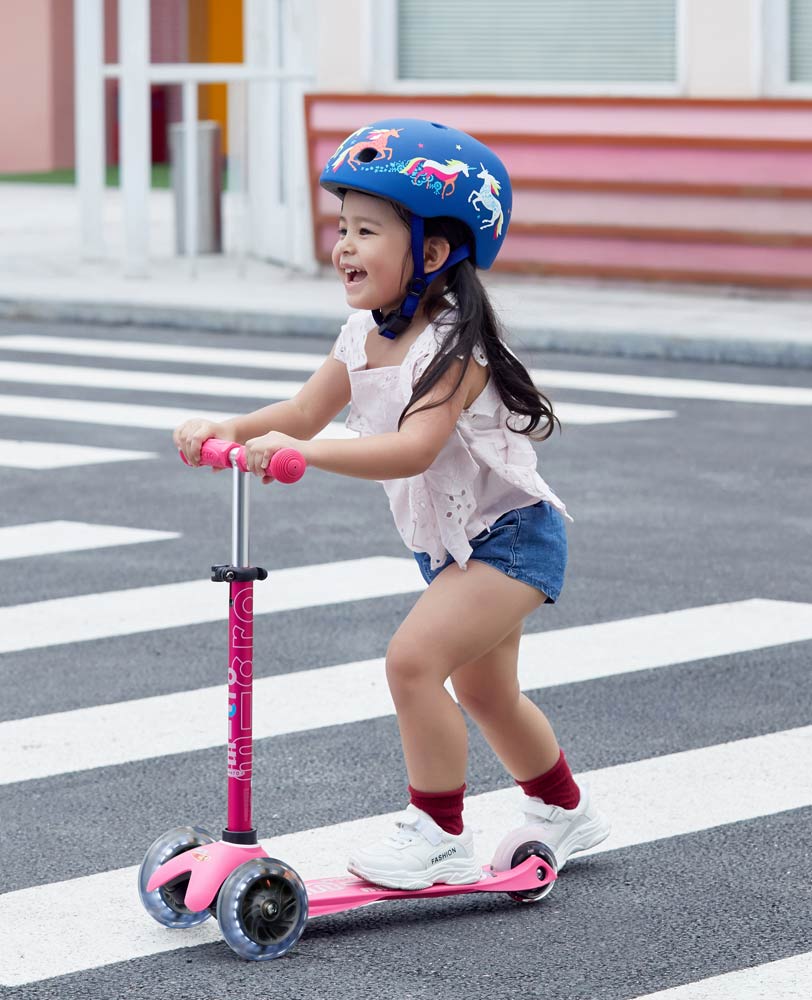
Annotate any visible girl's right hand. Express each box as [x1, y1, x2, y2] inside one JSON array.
[[173, 418, 226, 466]]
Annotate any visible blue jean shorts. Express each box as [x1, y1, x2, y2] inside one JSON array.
[[413, 501, 568, 603]]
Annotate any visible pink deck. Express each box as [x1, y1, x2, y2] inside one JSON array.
[[307, 94, 812, 288], [305, 856, 556, 918]]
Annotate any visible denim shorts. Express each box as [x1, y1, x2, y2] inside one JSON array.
[[413, 501, 568, 603]]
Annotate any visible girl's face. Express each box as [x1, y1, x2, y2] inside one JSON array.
[[331, 191, 412, 315]]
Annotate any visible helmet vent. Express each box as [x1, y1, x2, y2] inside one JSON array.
[[430, 122, 447, 129], [356, 147, 380, 163]]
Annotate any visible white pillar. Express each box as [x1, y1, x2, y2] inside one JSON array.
[[284, 0, 317, 273], [74, 0, 106, 260], [118, 0, 150, 276], [682, 0, 763, 97], [182, 79, 199, 273], [243, 0, 316, 271]]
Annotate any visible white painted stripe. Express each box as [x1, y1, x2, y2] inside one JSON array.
[[0, 392, 671, 429], [0, 557, 422, 655], [0, 521, 178, 561], [1, 726, 809, 986], [557, 402, 674, 424], [0, 360, 302, 399], [0, 395, 352, 435], [0, 439, 157, 469], [629, 953, 812, 999], [2, 337, 808, 408], [0, 335, 812, 406], [0, 334, 327, 372], [2, 599, 810, 784], [531, 368, 812, 407]]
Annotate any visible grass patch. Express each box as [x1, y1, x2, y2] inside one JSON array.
[[0, 165, 178, 188]]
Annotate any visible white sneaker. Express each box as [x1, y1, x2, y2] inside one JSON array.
[[491, 784, 611, 874], [347, 805, 482, 890]]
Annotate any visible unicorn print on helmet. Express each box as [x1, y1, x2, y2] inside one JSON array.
[[468, 163, 505, 239]]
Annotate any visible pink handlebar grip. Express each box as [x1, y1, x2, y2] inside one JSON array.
[[268, 447, 306, 484], [179, 438, 306, 483]]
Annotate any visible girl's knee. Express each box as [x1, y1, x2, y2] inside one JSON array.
[[453, 676, 521, 722], [385, 636, 439, 699]]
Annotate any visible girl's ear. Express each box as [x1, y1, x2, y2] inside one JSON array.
[[423, 235, 451, 273]]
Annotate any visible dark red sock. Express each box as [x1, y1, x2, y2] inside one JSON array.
[[408, 784, 466, 835], [516, 750, 580, 810]]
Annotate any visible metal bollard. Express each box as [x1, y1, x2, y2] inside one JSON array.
[[169, 120, 223, 255]]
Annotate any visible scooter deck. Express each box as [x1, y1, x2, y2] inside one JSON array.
[[305, 856, 555, 918]]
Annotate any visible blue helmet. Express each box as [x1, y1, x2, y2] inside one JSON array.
[[320, 118, 512, 337], [320, 118, 512, 269]]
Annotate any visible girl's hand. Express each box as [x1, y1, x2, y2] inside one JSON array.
[[173, 418, 226, 467], [244, 431, 304, 483]]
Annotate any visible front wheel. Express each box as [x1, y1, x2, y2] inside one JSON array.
[[138, 825, 216, 928], [217, 857, 308, 960]]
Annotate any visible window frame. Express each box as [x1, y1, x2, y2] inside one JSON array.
[[369, 0, 687, 96], [763, 0, 812, 95]]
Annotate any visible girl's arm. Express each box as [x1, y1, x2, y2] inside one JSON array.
[[175, 346, 351, 465], [246, 359, 482, 481]]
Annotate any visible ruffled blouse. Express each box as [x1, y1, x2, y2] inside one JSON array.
[[333, 310, 570, 570]]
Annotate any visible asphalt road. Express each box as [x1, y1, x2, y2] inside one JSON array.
[[0, 317, 810, 1000]]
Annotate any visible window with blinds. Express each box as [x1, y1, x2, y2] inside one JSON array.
[[790, 0, 812, 82], [396, 0, 678, 83]]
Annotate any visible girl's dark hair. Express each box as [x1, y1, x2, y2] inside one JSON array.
[[393, 209, 559, 440]]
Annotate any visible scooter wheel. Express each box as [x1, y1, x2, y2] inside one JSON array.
[[138, 825, 216, 928], [492, 832, 557, 904], [508, 841, 557, 903], [216, 857, 308, 961]]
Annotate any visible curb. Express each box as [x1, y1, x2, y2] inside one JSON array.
[[1, 296, 811, 369]]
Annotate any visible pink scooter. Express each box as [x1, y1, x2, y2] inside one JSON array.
[[138, 438, 556, 961]]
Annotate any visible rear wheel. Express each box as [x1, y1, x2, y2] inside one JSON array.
[[505, 840, 557, 903]]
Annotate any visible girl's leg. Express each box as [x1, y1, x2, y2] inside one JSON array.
[[386, 560, 545, 792], [452, 619, 613, 873], [450, 622, 562, 781]]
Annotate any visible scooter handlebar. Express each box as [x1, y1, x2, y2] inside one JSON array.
[[179, 438, 306, 484]]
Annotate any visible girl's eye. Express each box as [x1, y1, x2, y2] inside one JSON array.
[[359, 228, 373, 236], [337, 227, 347, 236]]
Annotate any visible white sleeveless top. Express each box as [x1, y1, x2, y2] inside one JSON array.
[[333, 311, 571, 571]]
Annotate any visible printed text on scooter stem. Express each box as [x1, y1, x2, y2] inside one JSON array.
[[228, 588, 253, 781]]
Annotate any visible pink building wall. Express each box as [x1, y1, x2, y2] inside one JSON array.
[[0, 0, 187, 173], [0, 0, 74, 171]]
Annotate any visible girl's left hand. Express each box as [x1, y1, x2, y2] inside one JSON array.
[[244, 431, 304, 483]]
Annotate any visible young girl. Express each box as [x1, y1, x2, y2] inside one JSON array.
[[175, 118, 610, 890]]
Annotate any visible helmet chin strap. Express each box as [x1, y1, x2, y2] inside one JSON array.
[[373, 215, 470, 339]]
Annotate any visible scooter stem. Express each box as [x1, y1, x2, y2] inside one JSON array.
[[226, 452, 257, 842]]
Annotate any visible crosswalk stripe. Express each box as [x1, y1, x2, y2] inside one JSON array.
[[0, 334, 327, 371], [531, 368, 812, 406], [0, 360, 303, 399], [0, 335, 812, 406], [0, 391, 674, 428], [0, 521, 178, 561], [0, 557, 423, 654], [0, 395, 353, 434], [1, 335, 808, 407], [0, 439, 157, 469], [628, 953, 812, 999], [2, 598, 810, 784], [1, 725, 808, 986]]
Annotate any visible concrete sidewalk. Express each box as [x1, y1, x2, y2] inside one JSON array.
[[1, 182, 811, 368]]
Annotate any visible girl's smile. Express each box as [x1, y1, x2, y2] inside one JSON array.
[[332, 191, 412, 315]]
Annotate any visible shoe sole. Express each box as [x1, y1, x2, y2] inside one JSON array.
[[555, 809, 612, 868], [347, 858, 482, 891]]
